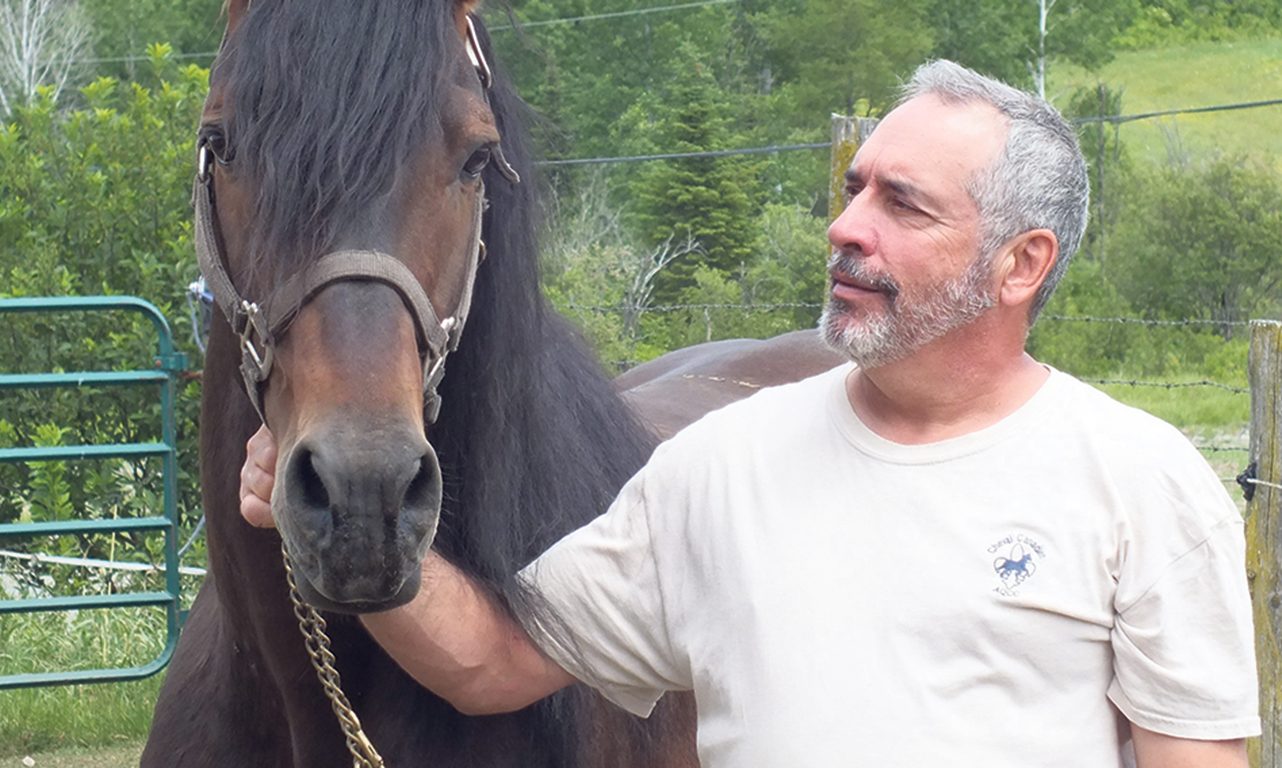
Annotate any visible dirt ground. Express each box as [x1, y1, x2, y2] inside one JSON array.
[[1, 742, 142, 768]]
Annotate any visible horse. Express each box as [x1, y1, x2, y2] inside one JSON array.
[[142, 2, 839, 765]]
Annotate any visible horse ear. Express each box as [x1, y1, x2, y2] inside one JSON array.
[[223, 0, 252, 37], [452, 0, 483, 36]]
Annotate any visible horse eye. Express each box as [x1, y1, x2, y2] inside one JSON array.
[[461, 146, 492, 179], [200, 126, 232, 165]]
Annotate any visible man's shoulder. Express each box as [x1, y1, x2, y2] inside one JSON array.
[[1049, 369, 1192, 447], [1046, 369, 1225, 502]]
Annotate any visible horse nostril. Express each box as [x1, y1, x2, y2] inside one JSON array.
[[403, 455, 439, 511], [292, 448, 332, 511]]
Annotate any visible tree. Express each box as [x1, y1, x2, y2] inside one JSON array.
[[924, 0, 1139, 93], [621, 42, 764, 303], [751, 0, 933, 118], [1062, 82, 1129, 265], [0, 0, 90, 116], [79, 0, 222, 80], [1108, 157, 1282, 339]]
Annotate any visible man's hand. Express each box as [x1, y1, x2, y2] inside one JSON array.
[[239, 425, 278, 528]]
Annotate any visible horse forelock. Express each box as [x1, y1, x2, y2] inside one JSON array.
[[216, 0, 459, 285]]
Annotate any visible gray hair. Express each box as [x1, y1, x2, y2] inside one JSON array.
[[900, 60, 1089, 323]]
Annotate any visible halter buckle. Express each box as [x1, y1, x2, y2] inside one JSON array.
[[238, 300, 273, 379], [197, 143, 213, 183]]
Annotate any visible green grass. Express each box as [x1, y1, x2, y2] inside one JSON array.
[[0, 603, 167, 758], [1049, 36, 1282, 170], [1095, 380, 1250, 433], [0, 676, 161, 758]]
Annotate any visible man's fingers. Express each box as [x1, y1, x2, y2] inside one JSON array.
[[240, 425, 279, 529], [240, 494, 276, 528], [246, 424, 278, 472]]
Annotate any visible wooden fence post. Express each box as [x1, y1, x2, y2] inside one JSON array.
[[828, 114, 879, 223], [1248, 319, 1282, 768]]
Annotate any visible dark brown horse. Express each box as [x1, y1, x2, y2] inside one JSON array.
[[142, 2, 838, 765]]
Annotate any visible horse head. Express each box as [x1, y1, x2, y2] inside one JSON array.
[[197, 0, 515, 613]]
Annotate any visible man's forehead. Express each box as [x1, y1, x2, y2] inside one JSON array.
[[849, 95, 1007, 190]]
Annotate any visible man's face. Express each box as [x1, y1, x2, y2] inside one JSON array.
[[821, 95, 1008, 368]]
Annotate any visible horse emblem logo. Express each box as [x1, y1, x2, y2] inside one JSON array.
[[993, 544, 1037, 590], [988, 534, 1046, 596]]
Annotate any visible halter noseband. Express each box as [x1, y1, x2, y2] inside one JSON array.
[[194, 16, 518, 426]]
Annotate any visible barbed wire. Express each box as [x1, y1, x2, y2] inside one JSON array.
[[1078, 377, 1248, 394], [1197, 445, 1250, 453], [1039, 314, 1253, 327]]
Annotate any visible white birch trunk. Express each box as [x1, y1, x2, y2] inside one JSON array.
[[0, 0, 90, 117]]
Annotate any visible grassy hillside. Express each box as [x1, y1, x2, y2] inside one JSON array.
[[1049, 36, 1282, 170]]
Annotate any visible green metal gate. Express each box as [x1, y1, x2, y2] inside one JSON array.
[[0, 296, 187, 689]]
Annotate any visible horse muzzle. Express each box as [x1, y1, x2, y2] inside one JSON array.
[[270, 423, 442, 613]]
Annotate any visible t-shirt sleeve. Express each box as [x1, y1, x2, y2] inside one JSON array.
[[1108, 516, 1261, 740], [515, 460, 688, 718]]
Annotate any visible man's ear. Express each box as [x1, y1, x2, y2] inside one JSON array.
[[995, 229, 1058, 310]]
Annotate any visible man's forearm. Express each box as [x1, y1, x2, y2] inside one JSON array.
[[1131, 723, 1248, 768], [361, 551, 577, 715]]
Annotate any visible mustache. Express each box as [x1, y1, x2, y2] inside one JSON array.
[[827, 251, 900, 297]]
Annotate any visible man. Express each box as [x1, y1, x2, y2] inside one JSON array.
[[240, 60, 1260, 766]]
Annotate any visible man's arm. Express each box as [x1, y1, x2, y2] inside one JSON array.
[[239, 426, 576, 714], [1131, 723, 1247, 768]]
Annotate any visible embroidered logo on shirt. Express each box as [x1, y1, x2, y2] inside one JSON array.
[[987, 534, 1046, 596]]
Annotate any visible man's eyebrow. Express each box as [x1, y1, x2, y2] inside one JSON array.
[[845, 168, 942, 210]]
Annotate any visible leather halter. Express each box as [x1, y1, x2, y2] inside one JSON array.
[[193, 16, 517, 426]]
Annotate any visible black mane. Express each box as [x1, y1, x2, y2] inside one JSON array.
[[218, 3, 658, 762]]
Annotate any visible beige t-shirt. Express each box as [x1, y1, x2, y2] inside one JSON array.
[[520, 364, 1260, 767]]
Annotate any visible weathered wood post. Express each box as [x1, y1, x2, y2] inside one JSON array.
[[1248, 319, 1282, 768], [828, 114, 879, 223]]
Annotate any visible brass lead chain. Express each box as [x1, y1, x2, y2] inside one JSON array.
[[282, 544, 386, 768]]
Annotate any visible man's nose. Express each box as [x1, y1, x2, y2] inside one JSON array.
[[827, 190, 877, 256]]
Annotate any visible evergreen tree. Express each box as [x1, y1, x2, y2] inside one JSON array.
[[623, 44, 762, 303]]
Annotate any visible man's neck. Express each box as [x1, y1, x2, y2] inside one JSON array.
[[845, 326, 1049, 445]]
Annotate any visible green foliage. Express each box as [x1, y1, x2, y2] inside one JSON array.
[[1116, 0, 1282, 49], [1062, 81, 1130, 263], [0, 49, 208, 574], [1108, 156, 1282, 335], [79, 0, 223, 80], [620, 45, 765, 302], [752, 0, 933, 115], [924, 0, 1140, 88]]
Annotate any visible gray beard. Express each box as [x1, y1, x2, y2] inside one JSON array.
[[819, 251, 997, 368]]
